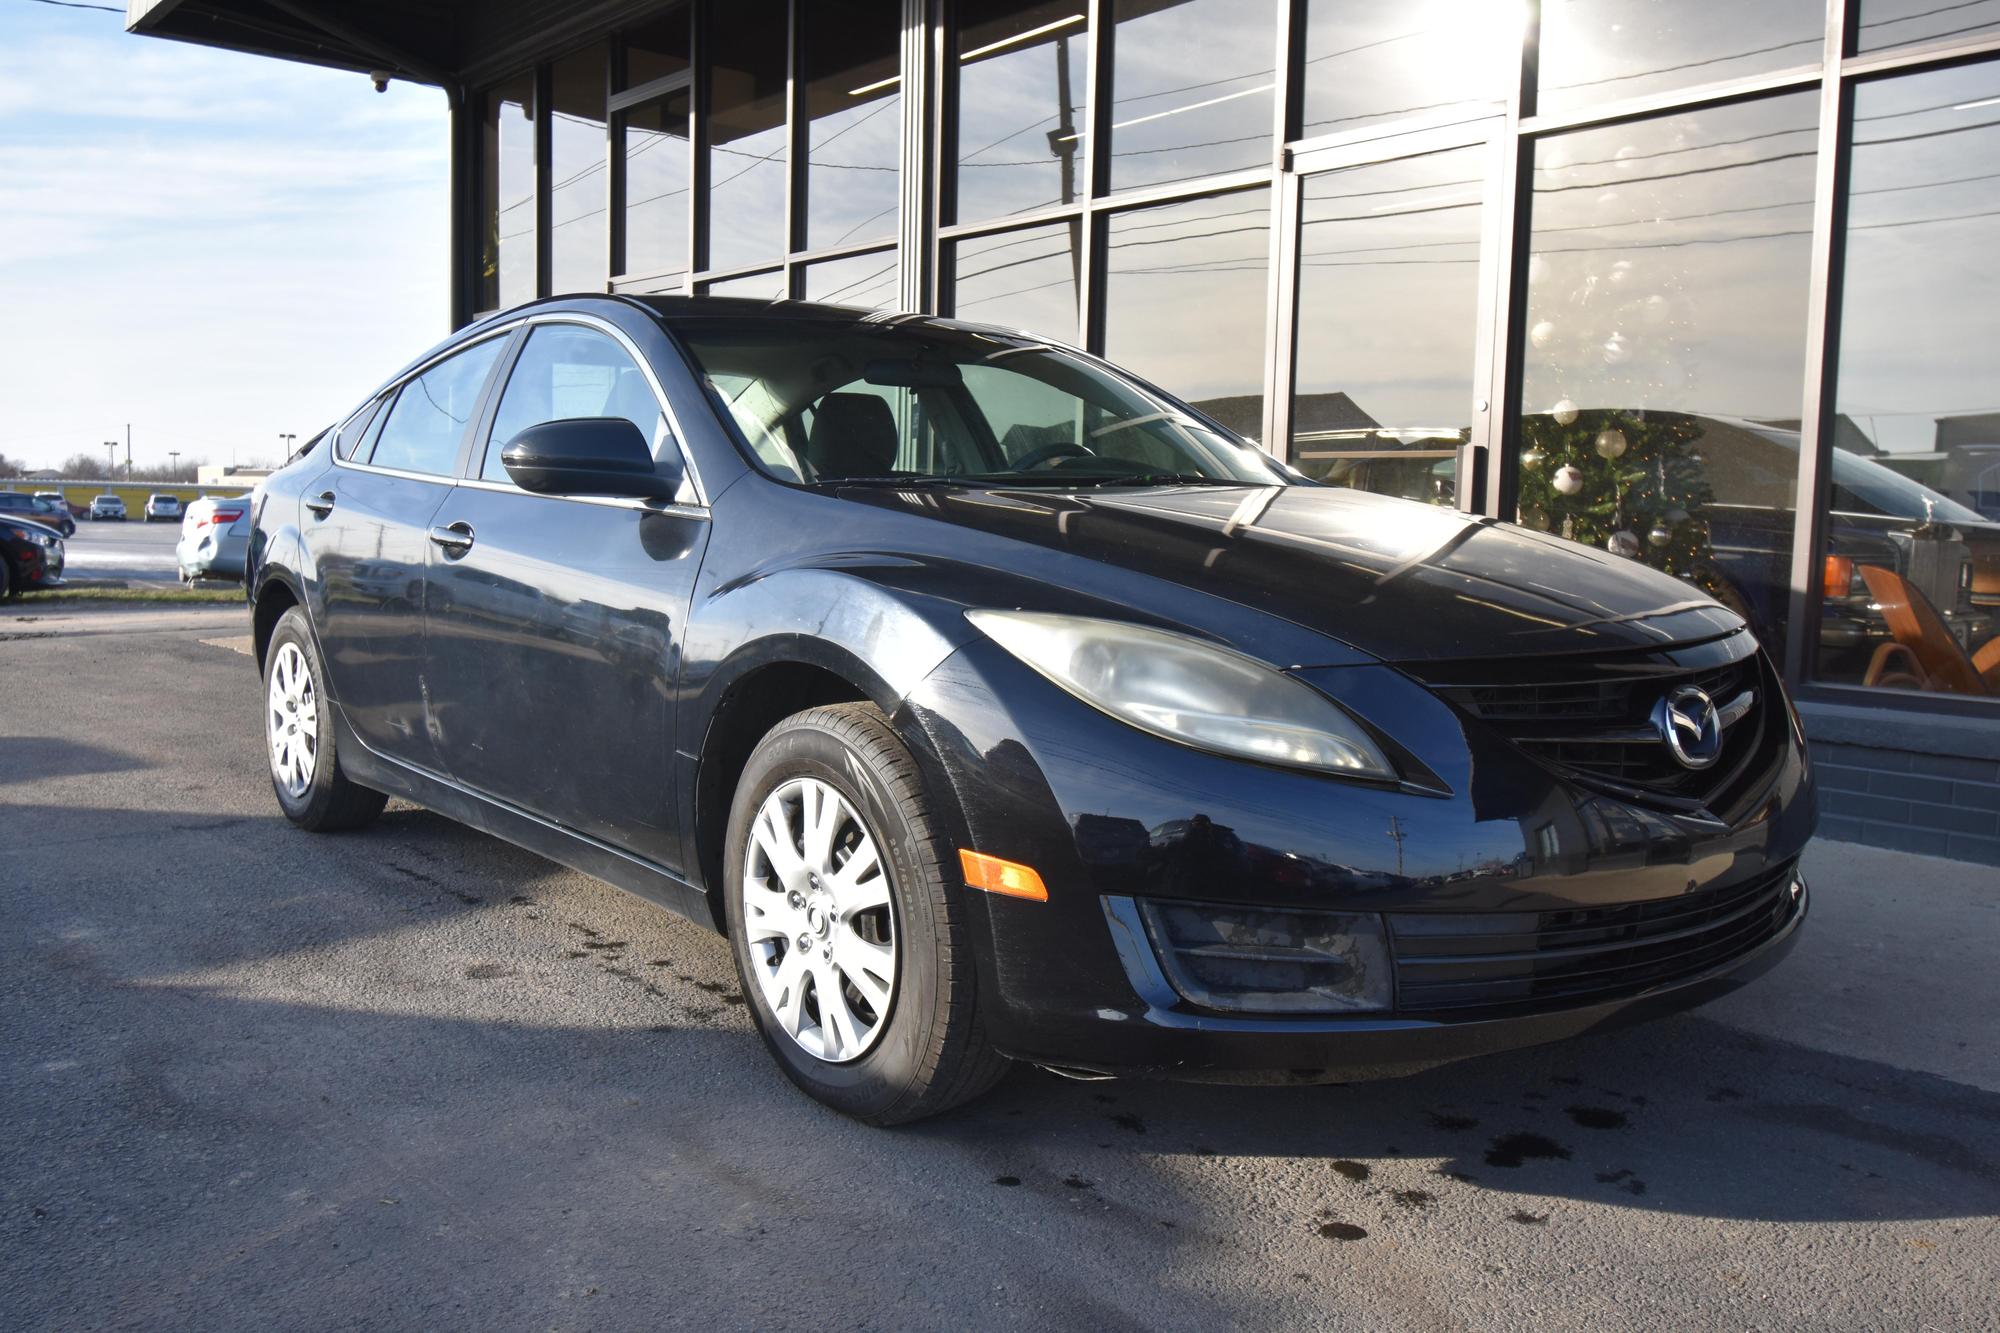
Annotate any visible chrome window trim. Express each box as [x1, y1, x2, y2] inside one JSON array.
[[331, 313, 708, 508], [331, 326, 518, 482]]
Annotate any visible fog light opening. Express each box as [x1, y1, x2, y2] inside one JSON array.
[[1138, 898, 1393, 1014]]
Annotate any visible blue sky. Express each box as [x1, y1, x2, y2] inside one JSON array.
[[0, 1, 448, 472]]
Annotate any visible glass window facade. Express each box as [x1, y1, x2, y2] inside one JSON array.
[[952, 0, 1089, 223], [947, 220, 1083, 339], [705, 0, 789, 271], [1823, 60, 2000, 697], [1292, 144, 1487, 499], [464, 1, 2000, 731], [549, 44, 609, 295], [799, 0, 902, 250], [1103, 189, 1270, 440], [1518, 93, 1819, 663]]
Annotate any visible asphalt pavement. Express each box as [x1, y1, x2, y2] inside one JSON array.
[[53, 517, 184, 585], [3, 604, 1998, 1331]]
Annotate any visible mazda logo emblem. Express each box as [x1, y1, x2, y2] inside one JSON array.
[[1654, 685, 1723, 770]]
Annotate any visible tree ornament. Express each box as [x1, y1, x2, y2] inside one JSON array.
[[1607, 530, 1641, 559], [1601, 331, 1631, 364], [1552, 464, 1584, 496], [1551, 398, 1579, 426], [1521, 446, 1546, 471], [1594, 427, 1628, 459], [1648, 522, 1673, 547], [1529, 319, 1556, 348]]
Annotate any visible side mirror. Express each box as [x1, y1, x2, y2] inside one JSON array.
[[500, 418, 684, 501]]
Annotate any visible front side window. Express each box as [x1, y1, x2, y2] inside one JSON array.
[[481, 325, 672, 483], [674, 317, 1286, 488], [366, 337, 507, 477]]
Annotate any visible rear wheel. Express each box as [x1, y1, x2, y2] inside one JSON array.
[[0, 555, 13, 601], [263, 606, 386, 832], [724, 703, 1010, 1124]]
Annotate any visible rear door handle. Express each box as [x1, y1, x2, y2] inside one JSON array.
[[428, 521, 475, 555], [305, 491, 336, 518]]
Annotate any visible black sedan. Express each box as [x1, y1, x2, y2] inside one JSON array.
[[1, 514, 65, 597], [246, 296, 1814, 1124]]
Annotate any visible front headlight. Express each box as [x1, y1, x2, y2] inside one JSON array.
[[33, 532, 57, 548], [966, 610, 1394, 779]]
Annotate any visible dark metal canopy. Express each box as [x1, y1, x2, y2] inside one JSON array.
[[125, 0, 662, 89]]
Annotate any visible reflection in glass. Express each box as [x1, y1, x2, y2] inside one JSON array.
[[1301, 1, 1516, 140], [622, 7, 690, 88], [1518, 93, 1818, 663], [480, 73, 536, 312], [1858, 0, 2000, 53], [1823, 62, 2000, 697], [706, 0, 788, 271], [1292, 147, 1484, 502], [800, 0, 902, 249], [953, 0, 1089, 223], [550, 44, 609, 295], [1537, 0, 1822, 116], [621, 90, 691, 280], [803, 249, 900, 310], [1103, 189, 1270, 440], [1109, 0, 1277, 192], [702, 269, 788, 300], [949, 221, 1082, 339]]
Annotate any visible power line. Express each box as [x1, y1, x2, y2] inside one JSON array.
[[20, 0, 125, 11]]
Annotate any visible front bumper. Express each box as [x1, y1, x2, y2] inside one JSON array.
[[903, 637, 1816, 1080]]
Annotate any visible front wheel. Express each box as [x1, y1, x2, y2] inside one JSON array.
[[724, 703, 1010, 1125], [263, 606, 387, 832]]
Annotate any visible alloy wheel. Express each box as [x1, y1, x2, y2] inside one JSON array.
[[266, 641, 318, 799], [740, 777, 898, 1064]]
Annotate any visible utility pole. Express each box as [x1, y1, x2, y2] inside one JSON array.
[[125, 423, 132, 478], [1385, 815, 1407, 880]]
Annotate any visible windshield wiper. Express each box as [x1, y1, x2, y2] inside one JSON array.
[[1056, 472, 1249, 488]]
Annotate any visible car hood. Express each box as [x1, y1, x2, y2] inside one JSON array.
[[834, 482, 1744, 663]]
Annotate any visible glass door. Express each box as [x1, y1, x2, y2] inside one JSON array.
[[1273, 122, 1507, 513]]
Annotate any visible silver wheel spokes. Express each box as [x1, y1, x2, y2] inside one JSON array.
[[266, 641, 318, 799], [742, 777, 896, 1064]]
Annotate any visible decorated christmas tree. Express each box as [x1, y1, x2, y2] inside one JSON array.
[[1517, 249, 1732, 604]]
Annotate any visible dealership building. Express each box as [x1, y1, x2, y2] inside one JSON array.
[[129, 0, 2000, 863]]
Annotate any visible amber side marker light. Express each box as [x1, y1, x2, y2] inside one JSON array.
[[959, 849, 1048, 901]]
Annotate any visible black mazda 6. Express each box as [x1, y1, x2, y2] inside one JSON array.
[[247, 295, 1813, 1123]]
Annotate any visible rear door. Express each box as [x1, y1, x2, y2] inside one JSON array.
[[423, 317, 709, 873], [305, 331, 511, 770]]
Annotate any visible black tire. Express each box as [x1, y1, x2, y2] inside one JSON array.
[[723, 702, 1010, 1125], [0, 555, 13, 601], [262, 605, 387, 832]]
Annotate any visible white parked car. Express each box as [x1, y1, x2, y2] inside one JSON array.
[[89, 494, 126, 521], [177, 494, 253, 582], [144, 493, 183, 523]]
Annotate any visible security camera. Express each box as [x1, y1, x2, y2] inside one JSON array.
[[369, 69, 392, 93]]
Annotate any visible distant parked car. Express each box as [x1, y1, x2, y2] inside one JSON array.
[[0, 491, 76, 538], [177, 494, 253, 582], [89, 495, 126, 521], [144, 493, 183, 523], [33, 491, 76, 519], [0, 515, 65, 598]]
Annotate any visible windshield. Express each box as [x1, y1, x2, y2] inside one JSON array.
[[671, 316, 1288, 489]]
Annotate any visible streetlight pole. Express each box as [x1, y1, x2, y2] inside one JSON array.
[[168, 450, 181, 479], [103, 441, 117, 477], [278, 432, 297, 461]]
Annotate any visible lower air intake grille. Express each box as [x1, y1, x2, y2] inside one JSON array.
[[1387, 861, 1802, 1015]]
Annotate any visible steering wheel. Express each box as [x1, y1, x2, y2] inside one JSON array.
[[1009, 441, 1093, 471]]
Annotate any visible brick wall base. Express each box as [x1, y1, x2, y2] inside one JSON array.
[[1799, 700, 2000, 867]]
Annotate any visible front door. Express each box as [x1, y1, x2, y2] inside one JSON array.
[[1275, 122, 1506, 513], [424, 320, 709, 873], [306, 333, 509, 769]]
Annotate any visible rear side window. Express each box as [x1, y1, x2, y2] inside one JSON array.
[[480, 324, 670, 483], [335, 397, 387, 460], [366, 336, 507, 476]]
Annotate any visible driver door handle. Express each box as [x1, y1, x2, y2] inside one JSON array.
[[305, 491, 336, 518], [428, 521, 475, 555]]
